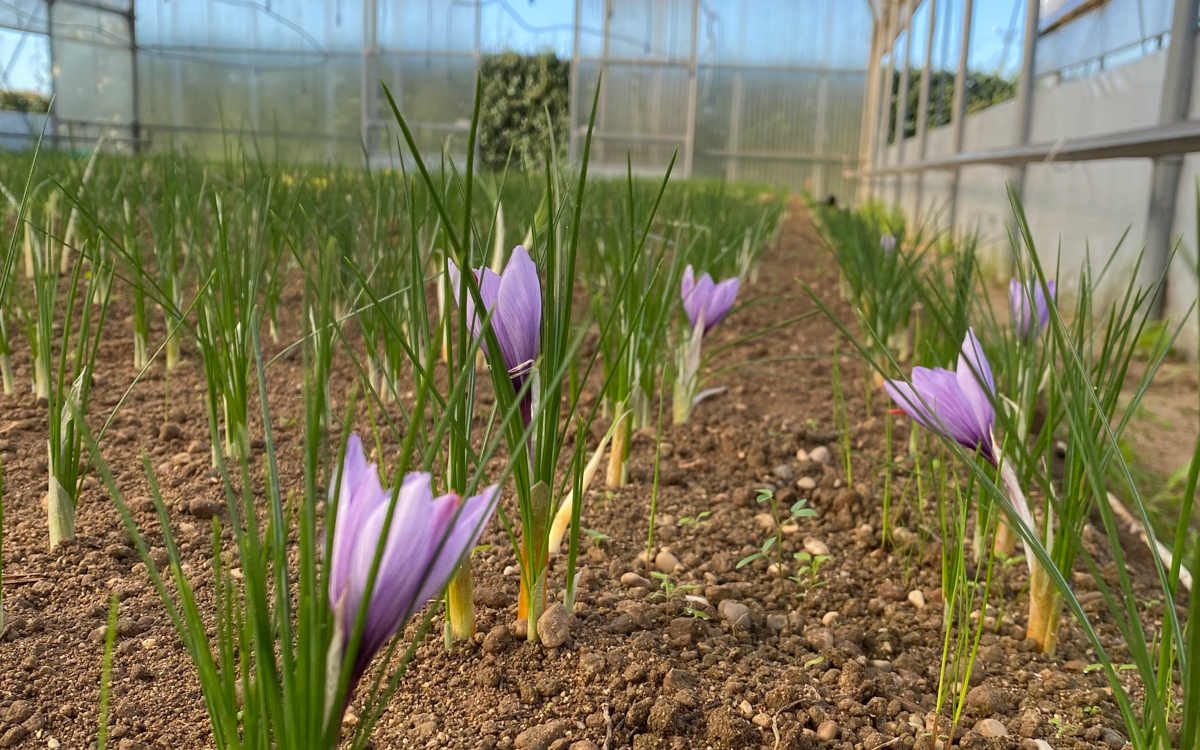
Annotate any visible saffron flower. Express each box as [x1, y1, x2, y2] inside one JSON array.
[[328, 434, 498, 691], [880, 233, 897, 254], [448, 245, 541, 420], [1009, 279, 1056, 340], [681, 265, 739, 335], [885, 330, 1035, 557], [885, 329, 996, 463]]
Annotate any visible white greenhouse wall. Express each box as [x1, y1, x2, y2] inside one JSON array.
[[881, 46, 1200, 356]]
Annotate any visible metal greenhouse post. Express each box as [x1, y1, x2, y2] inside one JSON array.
[[946, 0, 973, 235], [683, 0, 700, 179], [913, 0, 937, 219], [871, 2, 898, 200], [1007, 0, 1040, 259], [890, 0, 912, 207], [1144, 0, 1200, 318]]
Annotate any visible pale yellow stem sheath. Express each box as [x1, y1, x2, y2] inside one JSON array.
[[446, 563, 476, 641], [604, 406, 629, 488], [548, 428, 613, 555]]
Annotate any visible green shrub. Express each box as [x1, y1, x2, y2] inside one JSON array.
[[0, 90, 50, 114], [478, 51, 569, 171]]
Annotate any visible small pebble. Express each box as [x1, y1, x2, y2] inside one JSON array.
[[654, 550, 680, 574], [719, 600, 751, 628], [503, 565, 519, 576], [974, 719, 1008, 738], [738, 700, 753, 717], [908, 589, 926, 609], [796, 476, 816, 491], [816, 720, 839, 742], [821, 611, 839, 626], [795, 448, 809, 461], [536, 603, 571, 649], [620, 572, 653, 589], [803, 538, 829, 556], [809, 446, 831, 465], [752, 713, 772, 728]]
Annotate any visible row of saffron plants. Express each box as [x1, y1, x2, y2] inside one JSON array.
[[0, 147, 781, 554], [59, 78, 590, 748], [809, 187, 1197, 749]]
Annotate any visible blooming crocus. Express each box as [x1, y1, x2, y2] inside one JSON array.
[[885, 329, 996, 463], [448, 245, 541, 420], [880, 233, 897, 254], [328, 434, 498, 694], [1009, 279, 1056, 340], [885, 330, 1035, 563], [681, 265, 739, 336]]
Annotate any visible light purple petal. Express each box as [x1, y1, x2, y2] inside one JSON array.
[[328, 435, 386, 615], [349, 471, 437, 663], [493, 246, 541, 373], [681, 265, 696, 302], [954, 329, 996, 459], [1036, 281, 1056, 331], [414, 485, 500, 604], [683, 272, 714, 330], [884, 377, 939, 433], [703, 277, 740, 331], [1009, 278, 1030, 339]]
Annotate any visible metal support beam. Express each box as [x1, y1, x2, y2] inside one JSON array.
[[856, 3, 887, 203], [1007, 0, 1041, 259], [726, 71, 743, 181], [568, 0, 581, 165], [360, 0, 377, 153], [891, 0, 912, 207], [683, 0, 700, 178], [947, 0, 973, 233], [871, 3, 898, 200], [1144, 0, 1200, 318], [851, 118, 1200, 175], [126, 3, 140, 153], [913, 0, 937, 220]]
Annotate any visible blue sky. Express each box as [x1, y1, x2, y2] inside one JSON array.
[[0, 0, 1040, 95]]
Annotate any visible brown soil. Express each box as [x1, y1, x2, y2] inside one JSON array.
[[0, 201, 1159, 750]]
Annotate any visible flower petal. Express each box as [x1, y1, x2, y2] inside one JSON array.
[[703, 277, 740, 330], [328, 435, 386, 615], [415, 485, 500, 605], [955, 329, 996, 459], [681, 265, 696, 302], [683, 272, 714, 330], [350, 472, 437, 663], [494, 246, 540, 373]]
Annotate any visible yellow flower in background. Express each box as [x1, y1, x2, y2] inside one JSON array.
[[310, 176, 329, 191], [281, 173, 295, 186]]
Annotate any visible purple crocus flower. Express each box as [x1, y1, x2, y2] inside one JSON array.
[[1009, 279, 1056, 340], [328, 434, 498, 692], [880, 233, 897, 254], [884, 329, 997, 464], [681, 265, 739, 336], [448, 245, 541, 421]]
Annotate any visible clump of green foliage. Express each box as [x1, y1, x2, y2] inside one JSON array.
[[0, 90, 50, 114], [478, 51, 569, 171]]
